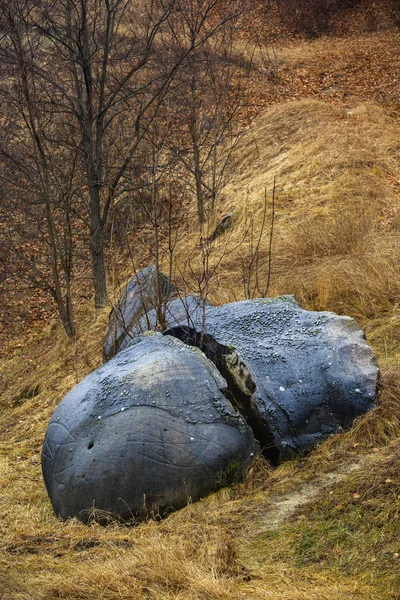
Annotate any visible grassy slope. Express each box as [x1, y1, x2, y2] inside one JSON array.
[[1, 22, 400, 600]]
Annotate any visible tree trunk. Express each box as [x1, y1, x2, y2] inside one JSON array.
[[90, 186, 107, 309], [65, 270, 76, 337], [192, 131, 205, 224]]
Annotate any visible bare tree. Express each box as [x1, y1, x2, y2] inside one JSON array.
[[0, 0, 77, 335], [167, 2, 247, 224], [1, 0, 249, 329], [22, 0, 177, 308], [33, 0, 238, 308]]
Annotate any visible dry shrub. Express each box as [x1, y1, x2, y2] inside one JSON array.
[[272, 0, 400, 36], [332, 0, 400, 33], [275, 0, 362, 37]]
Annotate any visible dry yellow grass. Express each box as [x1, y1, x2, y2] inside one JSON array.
[[1, 352, 399, 599], [171, 99, 400, 342], [1, 55, 400, 600]]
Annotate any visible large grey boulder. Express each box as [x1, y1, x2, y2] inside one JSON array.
[[102, 266, 174, 362], [117, 295, 211, 354], [42, 334, 258, 523], [165, 296, 379, 463]]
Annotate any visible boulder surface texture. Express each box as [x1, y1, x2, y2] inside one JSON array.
[[42, 334, 258, 522], [165, 296, 379, 463], [102, 265, 173, 362], [116, 295, 211, 356]]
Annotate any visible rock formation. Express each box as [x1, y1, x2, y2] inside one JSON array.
[[102, 265, 173, 362], [43, 269, 379, 523], [43, 334, 258, 522], [165, 296, 379, 463]]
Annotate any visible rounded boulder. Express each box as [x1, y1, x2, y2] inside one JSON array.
[[42, 334, 258, 522]]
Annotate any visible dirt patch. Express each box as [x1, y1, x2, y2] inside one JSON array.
[[263, 459, 367, 529]]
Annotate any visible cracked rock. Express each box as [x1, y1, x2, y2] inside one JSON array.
[[164, 296, 379, 463], [43, 292, 379, 523]]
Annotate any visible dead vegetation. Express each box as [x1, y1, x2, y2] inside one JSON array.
[[1, 3, 400, 599], [173, 98, 400, 337]]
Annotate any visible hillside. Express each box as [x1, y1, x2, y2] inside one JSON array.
[[1, 2, 400, 599]]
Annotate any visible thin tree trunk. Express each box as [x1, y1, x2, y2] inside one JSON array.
[[89, 186, 107, 309], [192, 132, 205, 224], [65, 270, 75, 337]]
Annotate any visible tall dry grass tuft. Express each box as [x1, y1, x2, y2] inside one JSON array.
[[40, 522, 244, 600], [347, 366, 400, 447], [174, 100, 400, 326], [0, 495, 248, 600]]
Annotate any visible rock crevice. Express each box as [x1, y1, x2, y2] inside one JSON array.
[[164, 296, 379, 463], [164, 326, 280, 464]]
